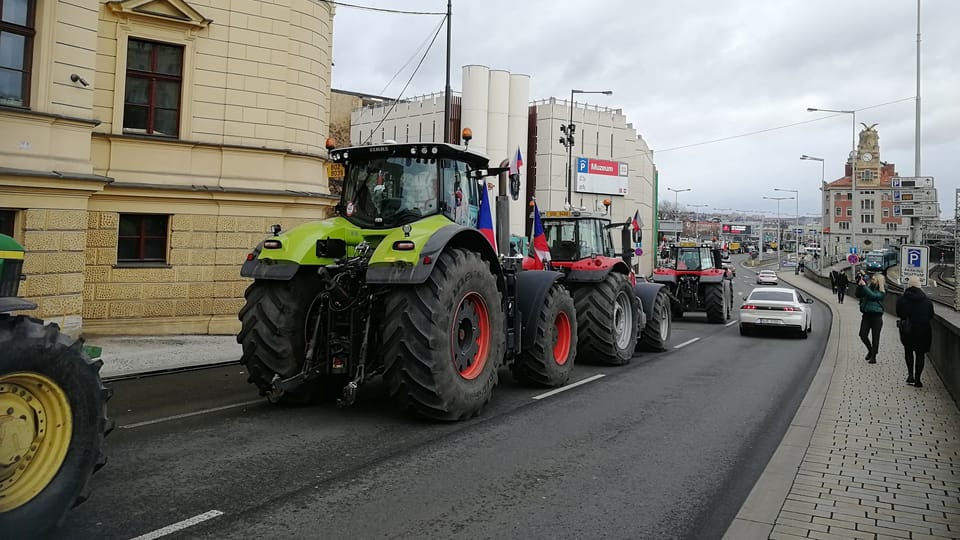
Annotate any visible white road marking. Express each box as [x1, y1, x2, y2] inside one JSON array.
[[673, 338, 700, 349], [725, 320, 738, 327], [120, 400, 263, 429], [532, 374, 605, 400], [129, 510, 224, 540]]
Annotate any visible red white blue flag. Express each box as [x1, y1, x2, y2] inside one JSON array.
[[509, 146, 524, 176], [478, 180, 497, 253], [532, 201, 551, 269]]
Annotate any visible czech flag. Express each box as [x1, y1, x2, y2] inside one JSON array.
[[478, 179, 497, 253], [631, 209, 642, 233], [509, 146, 524, 176], [532, 201, 551, 269]]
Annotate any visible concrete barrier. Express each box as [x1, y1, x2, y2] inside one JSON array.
[[803, 270, 960, 409]]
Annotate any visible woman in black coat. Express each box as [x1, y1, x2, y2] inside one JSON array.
[[896, 276, 935, 387]]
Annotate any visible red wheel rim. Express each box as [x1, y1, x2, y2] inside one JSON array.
[[451, 291, 490, 380], [553, 310, 572, 365]]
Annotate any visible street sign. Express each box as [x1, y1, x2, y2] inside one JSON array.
[[893, 203, 938, 218], [893, 189, 937, 203], [847, 254, 859, 264], [326, 163, 345, 178], [900, 245, 929, 287], [891, 176, 934, 188]]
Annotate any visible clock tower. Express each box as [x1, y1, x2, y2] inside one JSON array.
[[855, 123, 881, 187]]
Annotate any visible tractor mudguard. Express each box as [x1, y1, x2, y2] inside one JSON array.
[[365, 224, 500, 285], [563, 258, 631, 283], [516, 270, 565, 349], [633, 282, 666, 323], [697, 273, 726, 284]]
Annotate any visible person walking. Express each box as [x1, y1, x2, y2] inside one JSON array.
[[896, 276, 935, 387], [856, 273, 886, 363], [830, 270, 838, 294], [836, 271, 849, 304]]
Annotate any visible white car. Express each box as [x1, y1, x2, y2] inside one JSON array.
[[756, 270, 778, 285], [739, 287, 813, 338]]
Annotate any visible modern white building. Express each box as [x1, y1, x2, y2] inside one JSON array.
[[351, 65, 659, 273]]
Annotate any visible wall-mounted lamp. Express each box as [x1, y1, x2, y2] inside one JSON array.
[[70, 73, 89, 87]]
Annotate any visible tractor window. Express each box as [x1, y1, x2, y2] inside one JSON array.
[[699, 247, 716, 270], [342, 157, 440, 228], [675, 248, 701, 270], [441, 159, 479, 227], [581, 219, 604, 257]]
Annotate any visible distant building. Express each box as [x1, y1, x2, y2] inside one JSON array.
[[821, 125, 918, 263]]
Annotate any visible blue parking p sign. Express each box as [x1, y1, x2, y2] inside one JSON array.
[[899, 245, 928, 286]]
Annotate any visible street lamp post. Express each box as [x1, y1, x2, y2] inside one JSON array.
[[667, 187, 691, 241], [808, 107, 857, 267], [801, 155, 825, 268], [689, 204, 708, 241], [764, 196, 794, 270], [562, 89, 613, 208], [774, 188, 800, 266]]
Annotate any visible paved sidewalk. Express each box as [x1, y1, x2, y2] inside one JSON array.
[[85, 334, 240, 379], [725, 270, 960, 539]]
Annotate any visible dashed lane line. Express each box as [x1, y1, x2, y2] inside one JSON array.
[[120, 400, 263, 429], [129, 510, 224, 540], [725, 320, 738, 327], [673, 338, 700, 349], [532, 374, 606, 400]]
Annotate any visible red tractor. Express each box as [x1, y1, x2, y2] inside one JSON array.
[[651, 241, 734, 323], [523, 211, 671, 365]]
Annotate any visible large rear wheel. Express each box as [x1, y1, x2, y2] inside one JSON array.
[[237, 274, 339, 405], [704, 283, 725, 323], [637, 287, 672, 352], [382, 248, 504, 420], [573, 273, 638, 365], [0, 315, 112, 537], [512, 283, 576, 387]]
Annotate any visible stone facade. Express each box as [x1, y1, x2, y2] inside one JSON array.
[[0, 0, 337, 336]]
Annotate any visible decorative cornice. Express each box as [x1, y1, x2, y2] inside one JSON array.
[[106, 0, 212, 29]]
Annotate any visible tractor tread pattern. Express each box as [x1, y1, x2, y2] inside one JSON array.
[[381, 248, 504, 421], [704, 283, 726, 323], [638, 287, 672, 352], [572, 273, 637, 365], [512, 284, 576, 387]]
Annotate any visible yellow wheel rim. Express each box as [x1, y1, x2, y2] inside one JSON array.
[[0, 372, 73, 512]]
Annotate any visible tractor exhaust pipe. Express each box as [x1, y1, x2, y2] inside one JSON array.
[[495, 159, 511, 255]]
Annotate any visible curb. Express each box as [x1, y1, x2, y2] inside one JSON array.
[[722, 273, 842, 539]]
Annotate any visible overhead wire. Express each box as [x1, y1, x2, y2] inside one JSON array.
[[317, 0, 445, 16], [379, 18, 446, 95], [362, 16, 446, 144]]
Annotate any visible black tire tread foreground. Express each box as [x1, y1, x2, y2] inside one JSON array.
[[638, 287, 672, 352], [572, 273, 638, 365], [512, 283, 576, 387], [704, 283, 726, 323], [381, 248, 505, 421], [237, 275, 331, 405], [0, 315, 112, 538]]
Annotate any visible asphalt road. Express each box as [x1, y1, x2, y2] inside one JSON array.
[[60, 262, 830, 540]]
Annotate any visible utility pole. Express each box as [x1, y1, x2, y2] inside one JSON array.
[[442, 0, 452, 143]]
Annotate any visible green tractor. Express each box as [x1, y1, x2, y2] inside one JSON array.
[[0, 234, 112, 536], [238, 138, 577, 420]]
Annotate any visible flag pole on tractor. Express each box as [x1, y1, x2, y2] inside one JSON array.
[[531, 200, 551, 270]]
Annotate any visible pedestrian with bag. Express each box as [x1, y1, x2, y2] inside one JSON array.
[[856, 273, 886, 363], [896, 276, 934, 387], [836, 271, 848, 304]]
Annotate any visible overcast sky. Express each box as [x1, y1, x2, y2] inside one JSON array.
[[329, 0, 959, 220]]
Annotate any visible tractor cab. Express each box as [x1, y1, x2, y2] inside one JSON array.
[[539, 210, 619, 261], [658, 241, 723, 273], [330, 142, 491, 230]]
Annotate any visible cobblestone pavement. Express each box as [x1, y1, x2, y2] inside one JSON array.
[[725, 270, 960, 540]]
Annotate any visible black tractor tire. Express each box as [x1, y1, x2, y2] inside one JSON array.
[[704, 283, 726, 323], [0, 315, 112, 538], [512, 283, 576, 387], [573, 273, 639, 365], [382, 248, 504, 421], [237, 274, 338, 405], [637, 287, 672, 352]]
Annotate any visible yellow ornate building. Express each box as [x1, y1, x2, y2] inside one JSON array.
[[0, 0, 336, 336]]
